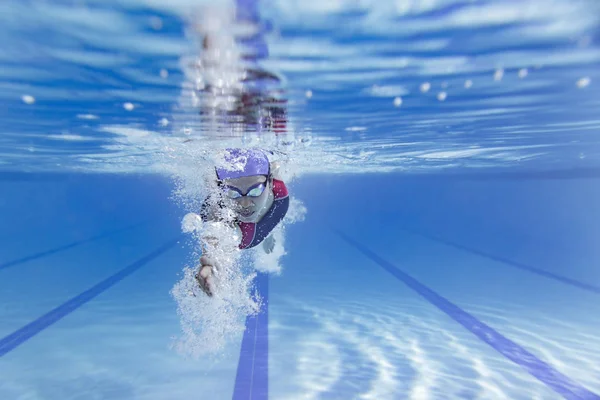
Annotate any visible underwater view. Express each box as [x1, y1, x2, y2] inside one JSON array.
[[1, 0, 600, 399]]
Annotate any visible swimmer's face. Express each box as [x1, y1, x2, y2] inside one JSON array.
[[220, 175, 271, 223]]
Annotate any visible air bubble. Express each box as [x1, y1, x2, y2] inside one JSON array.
[[576, 77, 591, 88], [518, 68, 528, 78], [22, 95, 35, 104], [494, 68, 504, 81]]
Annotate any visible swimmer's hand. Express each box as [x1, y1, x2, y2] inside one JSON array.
[[182, 213, 202, 233], [262, 235, 275, 254], [195, 255, 218, 297]]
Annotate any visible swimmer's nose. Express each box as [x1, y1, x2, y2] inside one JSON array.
[[238, 197, 253, 208]]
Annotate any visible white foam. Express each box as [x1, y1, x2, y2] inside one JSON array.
[[170, 219, 260, 357], [181, 212, 203, 233]]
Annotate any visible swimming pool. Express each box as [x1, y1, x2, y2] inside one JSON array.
[[1, 0, 599, 399]]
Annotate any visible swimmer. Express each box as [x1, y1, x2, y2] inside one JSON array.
[[182, 148, 289, 296]]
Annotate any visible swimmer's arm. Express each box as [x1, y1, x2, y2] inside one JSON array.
[[181, 212, 220, 266]]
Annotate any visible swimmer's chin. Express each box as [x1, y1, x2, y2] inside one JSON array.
[[237, 210, 257, 222]]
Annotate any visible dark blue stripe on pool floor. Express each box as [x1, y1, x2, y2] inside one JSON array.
[[233, 272, 269, 400], [336, 231, 600, 400], [398, 226, 600, 295], [0, 236, 182, 357], [0, 220, 150, 272]]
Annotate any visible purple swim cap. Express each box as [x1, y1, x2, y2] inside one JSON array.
[[215, 148, 270, 180]]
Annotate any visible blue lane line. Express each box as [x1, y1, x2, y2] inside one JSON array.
[[233, 272, 269, 400], [0, 220, 150, 272], [336, 231, 600, 400], [233, 309, 258, 399], [254, 273, 269, 399], [398, 226, 600, 295], [0, 236, 182, 358]]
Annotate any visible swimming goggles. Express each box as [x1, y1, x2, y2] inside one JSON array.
[[221, 181, 267, 199]]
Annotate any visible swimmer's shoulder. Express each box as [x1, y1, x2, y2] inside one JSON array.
[[269, 161, 289, 201]]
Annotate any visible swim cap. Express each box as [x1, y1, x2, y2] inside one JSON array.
[[215, 148, 270, 180]]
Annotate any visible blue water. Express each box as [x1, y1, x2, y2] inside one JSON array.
[[2, 0, 600, 399]]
